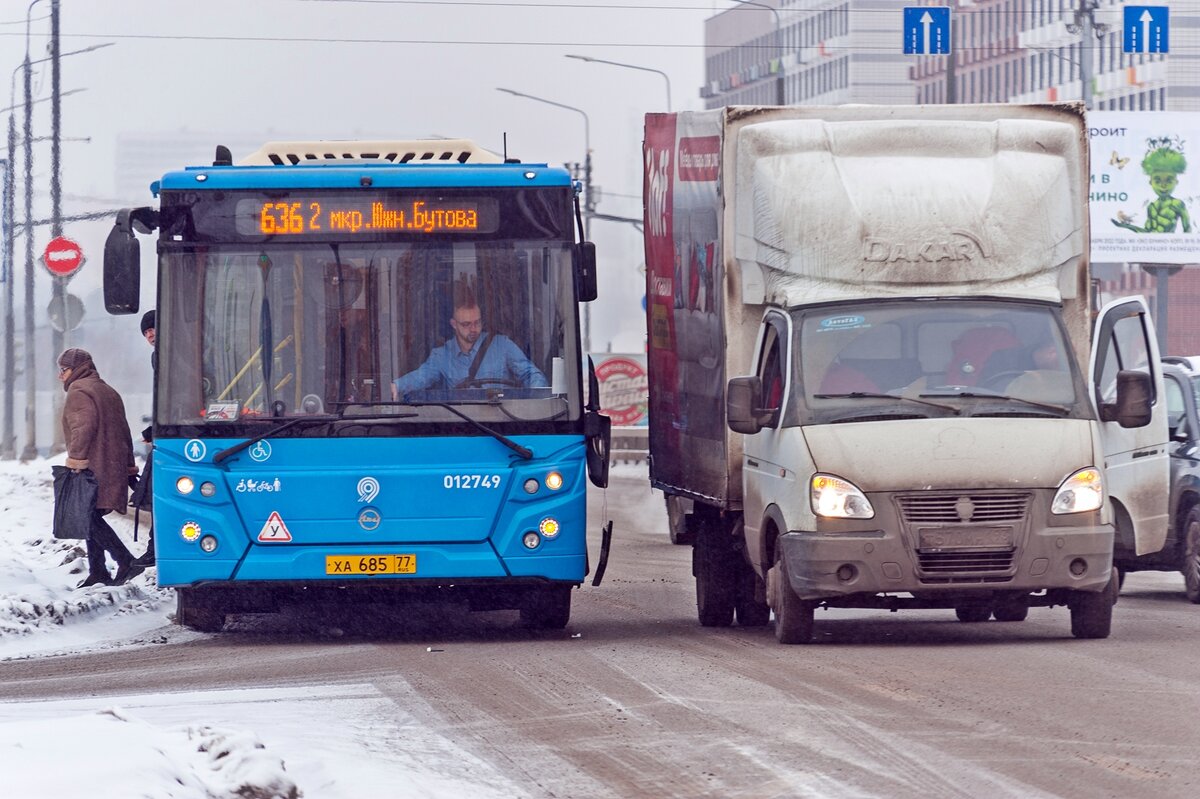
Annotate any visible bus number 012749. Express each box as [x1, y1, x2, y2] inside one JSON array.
[[443, 474, 502, 489]]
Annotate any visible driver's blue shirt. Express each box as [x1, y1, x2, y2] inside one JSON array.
[[393, 333, 548, 395]]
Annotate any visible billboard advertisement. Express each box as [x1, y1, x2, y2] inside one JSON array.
[[1090, 111, 1200, 264]]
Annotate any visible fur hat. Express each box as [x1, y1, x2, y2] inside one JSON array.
[[58, 348, 93, 370], [140, 310, 156, 335]]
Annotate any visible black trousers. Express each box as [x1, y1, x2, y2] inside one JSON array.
[[87, 509, 133, 578]]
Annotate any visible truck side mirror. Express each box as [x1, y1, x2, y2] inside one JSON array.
[[1112, 370, 1153, 428], [103, 222, 140, 314], [727, 376, 764, 435], [575, 242, 597, 303]]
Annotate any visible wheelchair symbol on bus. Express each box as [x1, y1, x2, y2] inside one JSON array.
[[249, 440, 272, 462]]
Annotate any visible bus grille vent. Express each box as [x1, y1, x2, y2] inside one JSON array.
[[239, 139, 503, 166]]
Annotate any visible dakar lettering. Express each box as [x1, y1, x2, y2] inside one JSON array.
[[862, 232, 990, 264]]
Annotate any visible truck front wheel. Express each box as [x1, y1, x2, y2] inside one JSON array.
[[1069, 567, 1117, 639], [693, 513, 735, 627], [768, 548, 814, 644], [1183, 506, 1200, 604]]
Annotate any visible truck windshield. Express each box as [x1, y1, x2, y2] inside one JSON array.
[[157, 240, 580, 431], [797, 301, 1085, 423]]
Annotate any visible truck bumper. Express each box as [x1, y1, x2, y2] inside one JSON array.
[[778, 510, 1113, 602]]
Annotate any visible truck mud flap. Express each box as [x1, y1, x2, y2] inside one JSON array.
[[591, 520, 614, 586]]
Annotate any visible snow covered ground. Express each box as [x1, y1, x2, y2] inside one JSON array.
[[0, 457, 527, 798]]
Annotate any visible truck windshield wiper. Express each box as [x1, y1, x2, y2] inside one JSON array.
[[341, 401, 534, 460], [212, 409, 419, 465], [813, 391, 961, 414], [921, 391, 1071, 416]]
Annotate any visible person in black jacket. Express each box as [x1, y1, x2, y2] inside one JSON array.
[[131, 310, 157, 567]]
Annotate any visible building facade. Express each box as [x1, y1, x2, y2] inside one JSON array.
[[702, 1, 916, 108], [702, 0, 1200, 354]]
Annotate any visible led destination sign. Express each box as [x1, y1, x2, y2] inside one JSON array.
[[234, 196, 501, 237]]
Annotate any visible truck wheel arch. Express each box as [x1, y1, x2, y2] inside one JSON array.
[[760, 504, 788, 574], [1109, 497, 1136, 554]]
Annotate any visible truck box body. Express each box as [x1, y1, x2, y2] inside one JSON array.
[[644, 105, 1168, 641], [645, 104, 1091, 506]]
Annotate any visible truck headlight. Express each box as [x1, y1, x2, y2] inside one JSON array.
[[811, 473, 875, 519], [1052, 467, 1103, 514]]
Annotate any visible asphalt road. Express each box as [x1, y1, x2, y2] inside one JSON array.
[[4, 465, 1199, 798]]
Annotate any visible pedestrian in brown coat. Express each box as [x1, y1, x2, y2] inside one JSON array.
[[58, 348, 144, 588]]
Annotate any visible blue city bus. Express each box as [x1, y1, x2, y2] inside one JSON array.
[[103, 140, 611, 632]]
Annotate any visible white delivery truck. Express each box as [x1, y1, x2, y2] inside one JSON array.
[[643, 104, 1169, 643]]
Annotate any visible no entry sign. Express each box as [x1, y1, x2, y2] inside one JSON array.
[[42, 236, 84, 277]]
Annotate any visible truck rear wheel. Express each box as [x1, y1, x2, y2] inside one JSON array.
[[693, 512, 734, 627], [175, 588, 225, 633], [520, 586, 572, 629], [1183, 506, 1200, 604], [991, 598, 1029, 622], [735, 563, 770, 627], [666, 496, 693, 545], [1069, 567, 1117, 639], [769, 548, 814, 644], [954, 605, 992, 623]]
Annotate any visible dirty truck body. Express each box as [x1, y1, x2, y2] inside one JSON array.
[[643, 105, 1167, 643]]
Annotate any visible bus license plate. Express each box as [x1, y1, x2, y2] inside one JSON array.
[[325, 554, 417, 575]]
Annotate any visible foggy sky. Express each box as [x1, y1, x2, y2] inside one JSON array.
[[0, 0, 724, 371]]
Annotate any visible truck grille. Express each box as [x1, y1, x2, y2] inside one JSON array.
[[897, 493, 1029, 524], [917, 549, 1015, 577]]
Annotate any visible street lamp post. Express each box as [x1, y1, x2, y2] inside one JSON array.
[[730, 0, 785, 106], [496, 87, 594, 352], [564, 54, 672, 111]]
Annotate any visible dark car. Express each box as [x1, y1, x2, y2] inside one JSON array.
[[1115, 358, 1200, 601]]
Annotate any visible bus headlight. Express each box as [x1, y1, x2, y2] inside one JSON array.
[[199, 535, 219, 553], [522, 531, 541, 549], [545, 472, 564, 490], [1052, 467, 1103, 514], [811, 473, 875, 519], [176, 476, 195, 495]]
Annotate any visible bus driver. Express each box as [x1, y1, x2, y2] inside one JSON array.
[[391, 286, 548, 399]]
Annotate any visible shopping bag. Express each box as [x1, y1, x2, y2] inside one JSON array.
[[130, 455, 153, 510], [52, 465, 98, 540]]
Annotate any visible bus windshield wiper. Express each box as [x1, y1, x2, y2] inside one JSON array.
[[813, 391, 961, 414], [341, 400, 533, 460], [921, 390, 1070, 416], [212, 409, 419, 465]]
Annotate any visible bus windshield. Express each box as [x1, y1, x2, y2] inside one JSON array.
[[157, 239, 581, 431]]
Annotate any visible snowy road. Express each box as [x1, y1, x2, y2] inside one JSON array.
[[3, 462, 1200, 798]]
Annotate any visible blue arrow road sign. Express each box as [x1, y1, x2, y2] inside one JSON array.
[[903, 6, 951, 55], [1124, 6, 1169, 54]]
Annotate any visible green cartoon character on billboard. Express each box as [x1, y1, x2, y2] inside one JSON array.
[[1112, 136, 1192, 233]]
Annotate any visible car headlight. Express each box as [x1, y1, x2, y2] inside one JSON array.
[[811, 473, 875, 519], [1052, 467, 1103, 514]]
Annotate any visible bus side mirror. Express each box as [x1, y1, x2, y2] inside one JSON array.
[[1113, 370, 1153, 428], [103, 222, 140, 314], [585, 356, 610, 487], [575, 242, 597, 302], [727, 376, 764, 435]]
